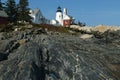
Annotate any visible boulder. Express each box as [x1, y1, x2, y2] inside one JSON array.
[[80, 34, 93, 39], [0, 40, 14, 52]]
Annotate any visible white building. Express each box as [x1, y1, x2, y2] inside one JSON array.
[[50, 6, 74, 26], [29, 9, 49, 24]]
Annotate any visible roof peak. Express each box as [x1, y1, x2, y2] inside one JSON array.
[[0, 11, 8, 17]]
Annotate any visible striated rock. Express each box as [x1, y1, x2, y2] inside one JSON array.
[[0, 40, 14, 52], [0, 28, 120, 80], [17, 39, 28, 45], [0, 52, 8, 61], [0, 42, 50, 80], [0, 33, 4, 40], [33, 28, 48, 35]]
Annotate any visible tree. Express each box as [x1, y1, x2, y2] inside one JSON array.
[[17, 0, 31, 23], [5, 0, 17, 23], [0, 0, 4, 10], [78, 21, 86, 27]]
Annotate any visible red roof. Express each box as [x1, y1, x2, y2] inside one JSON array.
[[0, 17, 8, 25]]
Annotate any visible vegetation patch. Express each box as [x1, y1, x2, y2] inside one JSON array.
[[32, 24, 70, 33]]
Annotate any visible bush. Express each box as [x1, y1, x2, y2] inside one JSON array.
[[0, 24, 14, 32]]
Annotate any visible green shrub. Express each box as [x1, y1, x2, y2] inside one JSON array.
[[0, 24, 14, 32]]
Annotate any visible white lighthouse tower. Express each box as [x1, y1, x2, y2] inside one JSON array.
[[56, 6, 63, 25]]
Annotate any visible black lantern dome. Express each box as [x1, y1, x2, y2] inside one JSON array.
[[56, 6, 62, 12]]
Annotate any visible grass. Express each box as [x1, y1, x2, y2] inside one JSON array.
[[0, 23, 71, 34], [32, 24, 70, 33]]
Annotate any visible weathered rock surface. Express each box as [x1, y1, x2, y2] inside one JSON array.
[[0, 28, 120, 80]]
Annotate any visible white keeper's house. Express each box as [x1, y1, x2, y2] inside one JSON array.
[[29, 9, 50, 24]]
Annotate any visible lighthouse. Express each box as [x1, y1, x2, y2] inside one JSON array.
[[50, 6, 74, 26], [56, 6, 63, 25]]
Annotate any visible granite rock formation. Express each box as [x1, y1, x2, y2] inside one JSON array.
[[0, 26, 120, 80]]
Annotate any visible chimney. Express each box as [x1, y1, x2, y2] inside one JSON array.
[[63, 8, 67, 15]]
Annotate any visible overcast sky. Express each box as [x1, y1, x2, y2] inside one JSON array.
[[2, 0, 120, 26]]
